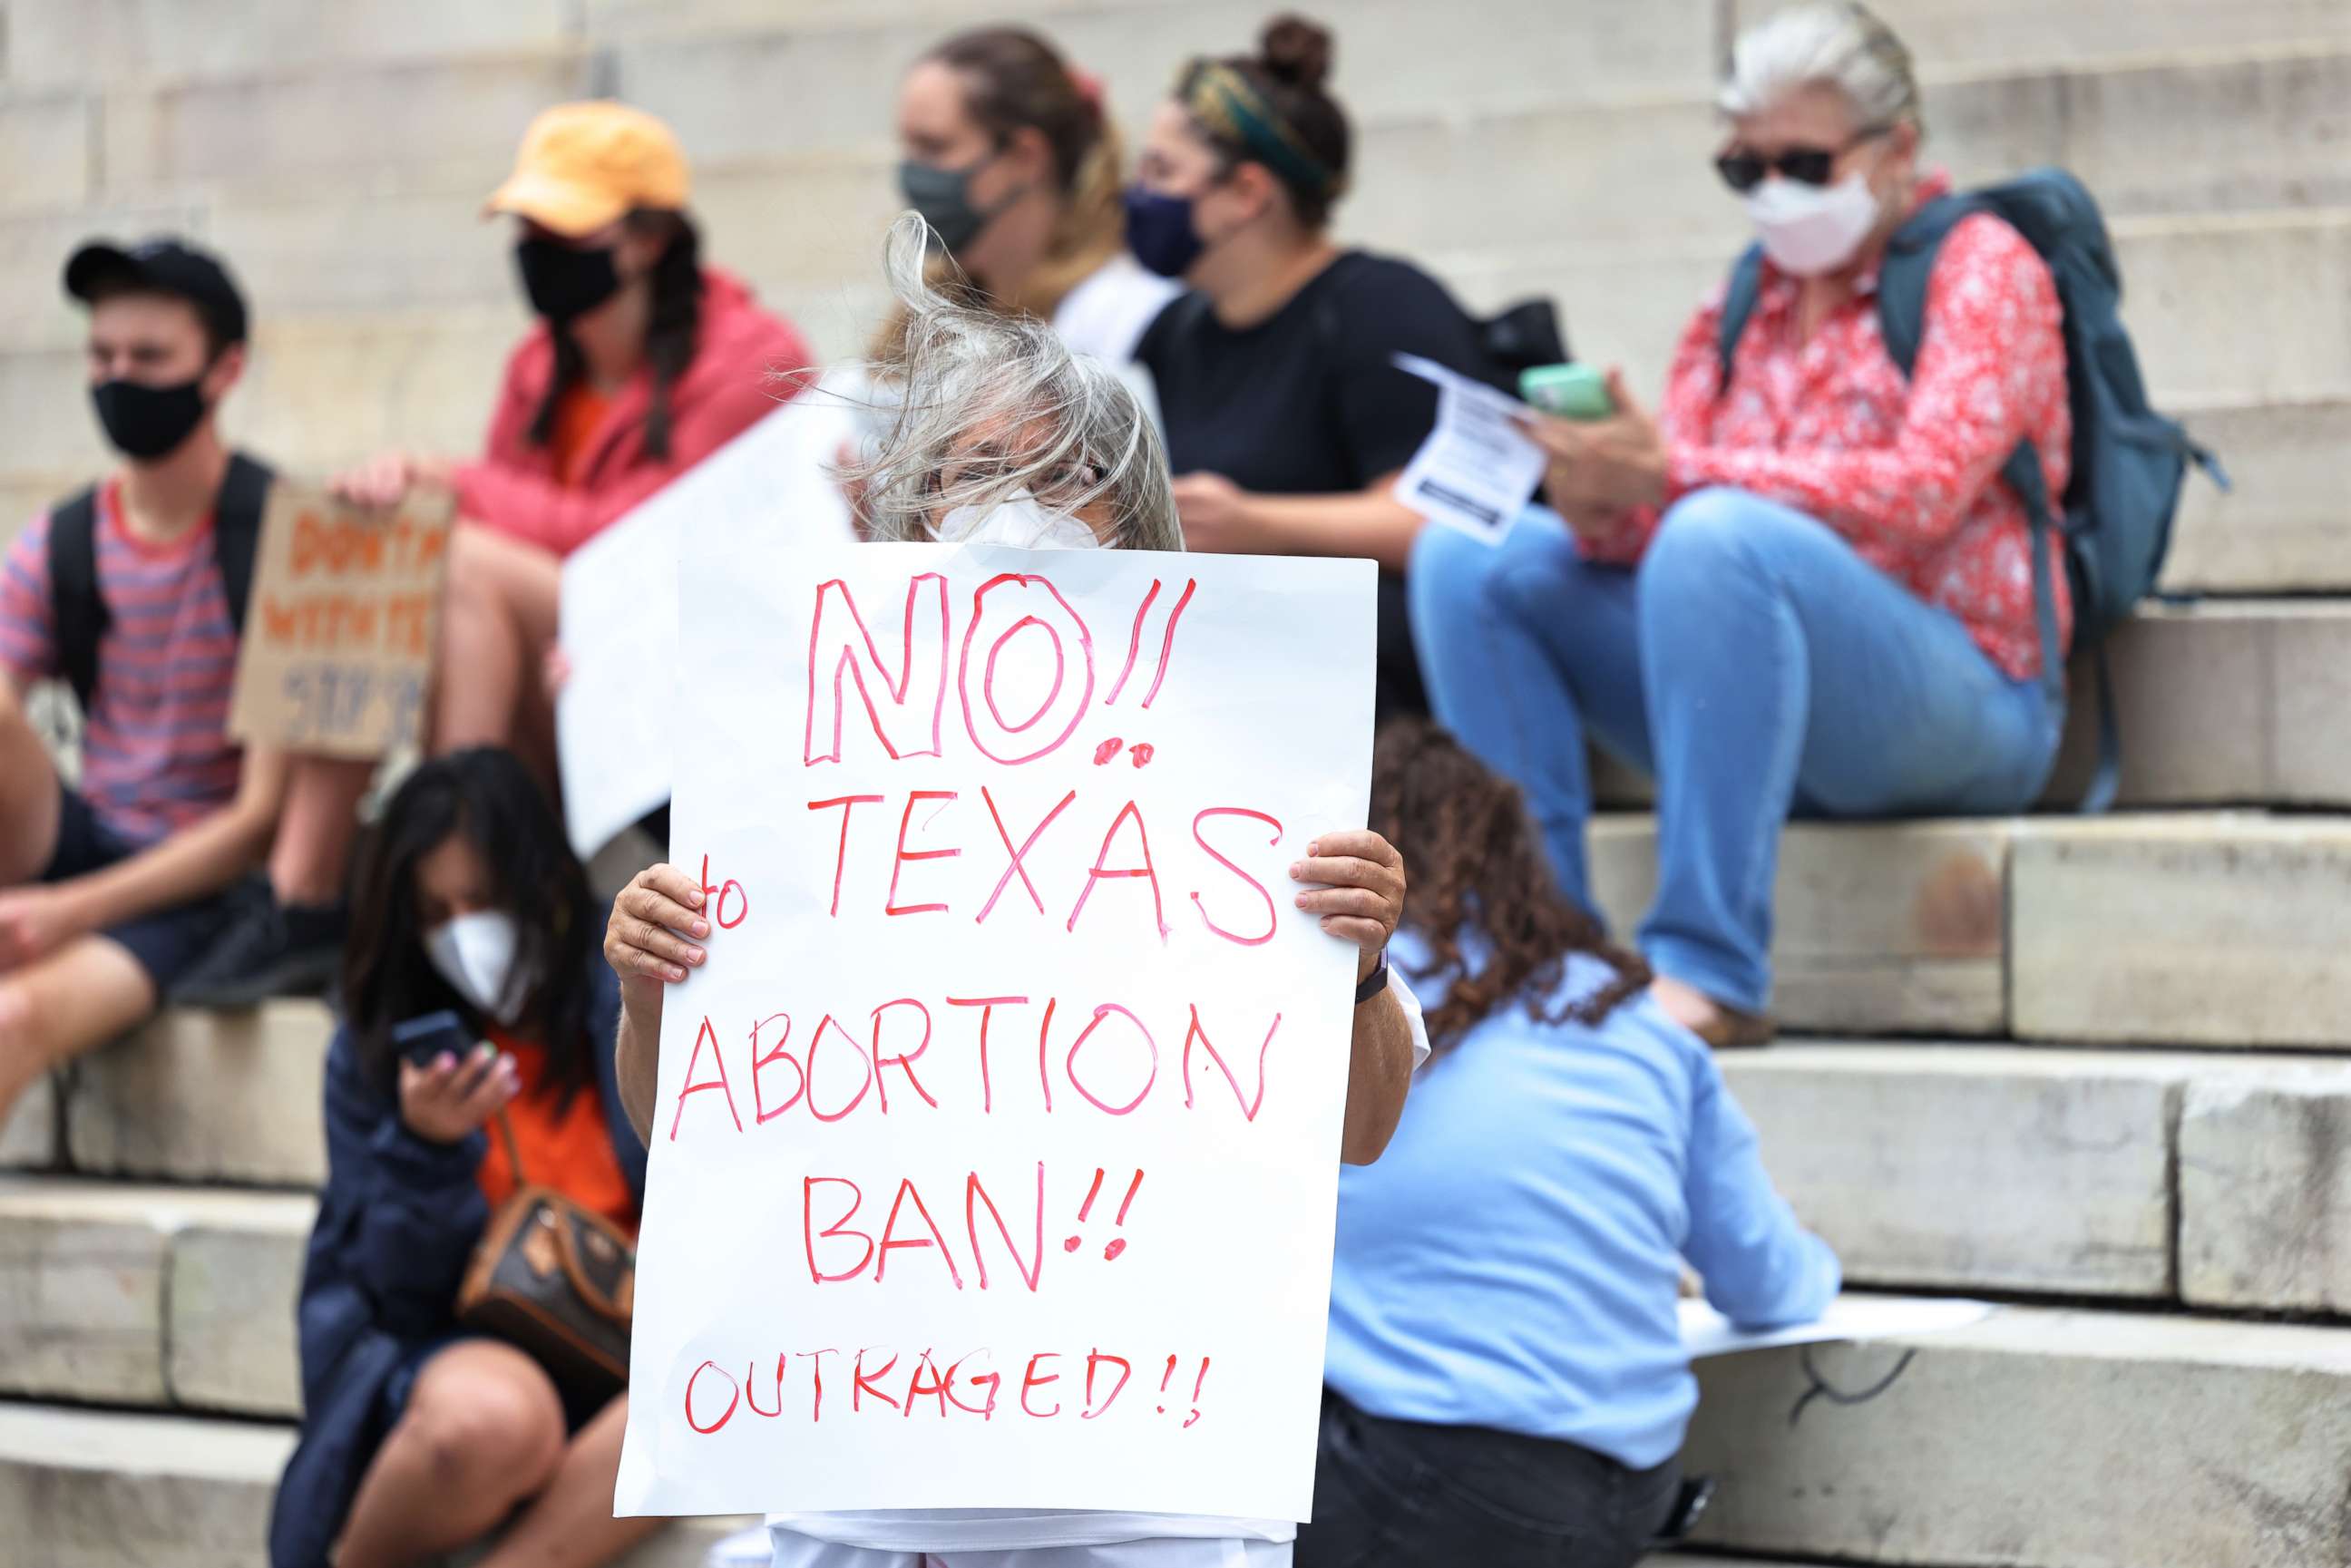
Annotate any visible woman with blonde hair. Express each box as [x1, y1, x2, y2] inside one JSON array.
[[892, 26, 1178, 363]]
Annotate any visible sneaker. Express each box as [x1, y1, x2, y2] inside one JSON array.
[[173, 891, 348, 1007]]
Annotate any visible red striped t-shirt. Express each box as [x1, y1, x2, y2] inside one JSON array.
[[0, 480, 243, 846]]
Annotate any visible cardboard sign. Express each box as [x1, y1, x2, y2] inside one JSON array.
[[616, 530, 1378, 1522], [558, 389, 862, 859], [227, 483, 454, 757]]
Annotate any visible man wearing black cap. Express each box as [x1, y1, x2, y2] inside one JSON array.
[[0, 237, 288, 1127]]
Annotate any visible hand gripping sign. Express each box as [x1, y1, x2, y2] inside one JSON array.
[[616, 521, 1376, 1522]]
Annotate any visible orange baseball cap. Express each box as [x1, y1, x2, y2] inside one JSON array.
[[483, 102, 691, 238]]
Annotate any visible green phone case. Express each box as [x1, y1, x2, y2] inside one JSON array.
[[1519, 363, 1615, 421]]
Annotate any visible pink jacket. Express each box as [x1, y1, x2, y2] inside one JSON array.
[[454, 268, 814, 557]]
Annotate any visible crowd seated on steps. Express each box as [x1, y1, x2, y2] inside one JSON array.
[[0, 0, 2163, 1562]]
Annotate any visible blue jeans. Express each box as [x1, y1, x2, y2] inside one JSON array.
[[1409, 489, 2063, 1013]]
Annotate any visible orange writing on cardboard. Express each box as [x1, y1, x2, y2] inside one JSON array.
[[227, 482, 455, 758]]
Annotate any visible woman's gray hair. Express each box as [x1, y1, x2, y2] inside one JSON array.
[[840, 212, 1184, 552], [1718, 2, 1923, 136]]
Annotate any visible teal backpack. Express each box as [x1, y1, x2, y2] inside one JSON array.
[[1716, 167, 2226, 811]]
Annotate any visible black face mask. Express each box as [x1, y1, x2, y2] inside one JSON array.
[[514, 238, 622, 323], [91, 376, 209, 462]]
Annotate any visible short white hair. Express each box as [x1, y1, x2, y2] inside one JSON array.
[[841, 213, 1184, 553], [1719, 2, 1922, 135]]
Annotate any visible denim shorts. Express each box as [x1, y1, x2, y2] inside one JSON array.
[[38, 783, 244, 994]]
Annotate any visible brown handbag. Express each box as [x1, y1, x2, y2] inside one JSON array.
[[455, 1110, 635, 1404]]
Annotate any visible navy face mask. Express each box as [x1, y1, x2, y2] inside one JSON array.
[[514, 237, 622, 323], [1121, 186, 1205, 279]]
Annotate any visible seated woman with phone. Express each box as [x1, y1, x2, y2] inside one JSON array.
[[269, 747, 653, 1568], [1412, 1, 2069, 1047]]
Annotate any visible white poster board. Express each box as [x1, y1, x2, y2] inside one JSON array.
[[557, 387, 861, 858], [617, 528, 1379, 1522]]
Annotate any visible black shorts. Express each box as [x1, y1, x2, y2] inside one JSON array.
[[39, 784, 244, 995]]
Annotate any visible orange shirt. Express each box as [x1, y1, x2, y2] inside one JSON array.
[[477, 1029, 639, 1236], [548, 383, 616, 488]]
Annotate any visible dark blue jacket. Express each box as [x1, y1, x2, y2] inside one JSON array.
[[268, 963, 642, 1568]]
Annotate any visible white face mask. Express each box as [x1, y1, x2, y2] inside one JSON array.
[[933, 491, 1103, 550], [1742, 170, 1881, 278], [424, 911, 532, 1026]]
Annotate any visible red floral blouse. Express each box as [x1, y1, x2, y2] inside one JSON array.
[[1586, 173, 2073, 681]]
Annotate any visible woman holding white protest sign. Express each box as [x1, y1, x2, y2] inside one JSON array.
[[604, 217, 1423, 1568], [1125, 15, 1514, 721]]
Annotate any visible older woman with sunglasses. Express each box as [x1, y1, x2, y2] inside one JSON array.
[[1409, 0, 2069, 1047]]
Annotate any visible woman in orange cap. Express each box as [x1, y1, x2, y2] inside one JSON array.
[[178, 102, 813, 1007]]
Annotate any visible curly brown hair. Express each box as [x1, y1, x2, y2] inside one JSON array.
[[1370, 717, 1649, 1054]]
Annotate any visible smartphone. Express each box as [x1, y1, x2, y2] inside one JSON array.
[[393, 1009, 473, 1068], [1519, 362, 1616, 421]]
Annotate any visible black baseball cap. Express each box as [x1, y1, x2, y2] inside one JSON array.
[[63, 236, 249, 348]]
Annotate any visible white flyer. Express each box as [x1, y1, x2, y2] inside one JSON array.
[[1680, 1294, 1995, 1360], [1390, 353, 1547, 541], [556, 385, 862, 859]]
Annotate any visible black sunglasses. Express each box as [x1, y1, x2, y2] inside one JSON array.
[[1714, 128, 1889, 193]]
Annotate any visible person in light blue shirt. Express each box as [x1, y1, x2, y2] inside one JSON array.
[[1302, 718, 1839, 1568]]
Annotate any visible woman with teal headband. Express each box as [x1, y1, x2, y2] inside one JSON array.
[[1126, 14, 1513, 722]]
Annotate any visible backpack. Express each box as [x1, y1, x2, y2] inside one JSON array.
[[47, 451, 274, 715], [1715, 167, 2226, 812]]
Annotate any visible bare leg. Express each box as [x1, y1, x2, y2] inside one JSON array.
[[269, 755, 373, 905], [473, 1392, 665, 1568], [0, 937, 155, 1127], [0, 682, 63, 887], [436, 523, 561, 777], [335, 1340, 567, 1568]]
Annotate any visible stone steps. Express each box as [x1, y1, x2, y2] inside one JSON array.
[[5, 1300, 2343, 1568], [7, 1042, 2351, 1424], [0, 812, 2347, 1187], [0, 1177, 309, 1416], [1684, 1305, 2351, 1568], [1728, 1043, 2351, 1306], [0, 1399, 748, 1568], [1588, 811, 2351, 1047]]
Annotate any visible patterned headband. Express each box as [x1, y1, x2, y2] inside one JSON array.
[[1182, 62, 1344, 200]]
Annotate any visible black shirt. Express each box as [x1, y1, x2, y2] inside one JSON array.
[[1135, 250, 1507, 718]]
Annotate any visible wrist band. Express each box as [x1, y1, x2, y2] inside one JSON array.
[[1354, 950, 1389, 1006]]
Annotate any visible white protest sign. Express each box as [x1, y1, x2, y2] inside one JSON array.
[[1391, 353, 1546, 541], [616, 527, 1379, 1522], [557, 385, 862, 858]]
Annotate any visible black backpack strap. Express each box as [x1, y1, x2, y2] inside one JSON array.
[[1714, 243, 1766, 394], [212, 452, 274, 638], [44, 484, 103, 714]]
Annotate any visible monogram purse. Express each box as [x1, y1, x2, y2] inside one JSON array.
[[455, 1111, 635, 1403]]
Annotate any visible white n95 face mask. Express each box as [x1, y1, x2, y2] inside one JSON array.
[[425, 910, 532, 1026], [934, 491, 1103, 550], [1743, 171, 1880, 278]]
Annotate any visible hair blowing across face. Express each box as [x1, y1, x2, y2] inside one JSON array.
[[1370, 718, 1650, 1054]]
